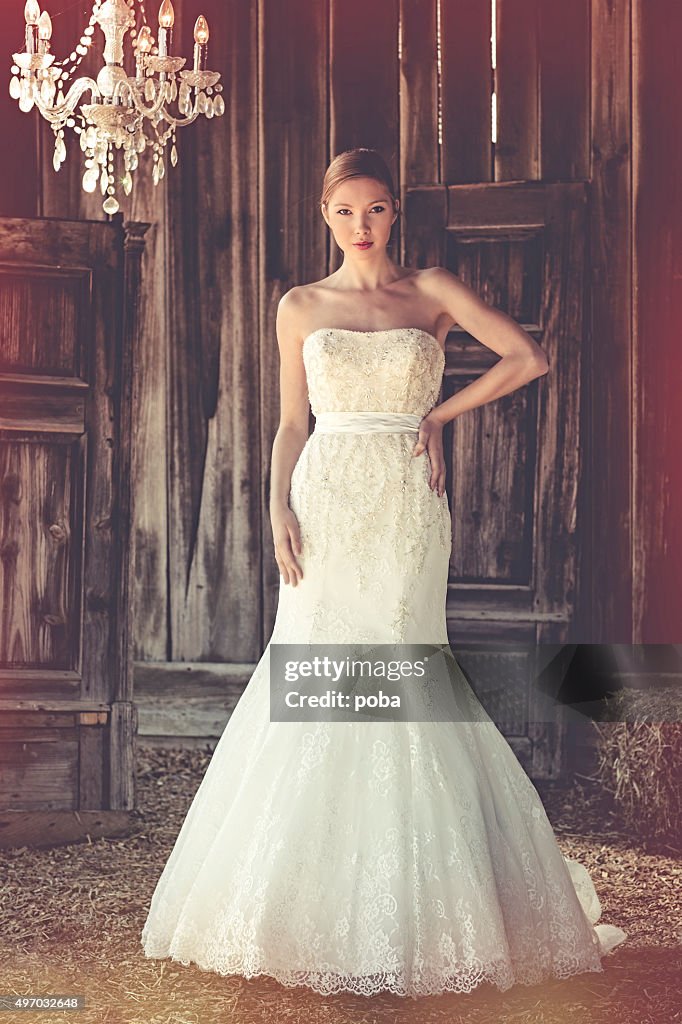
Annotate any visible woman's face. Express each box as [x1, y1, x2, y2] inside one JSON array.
[[321, 176, 398, 257]]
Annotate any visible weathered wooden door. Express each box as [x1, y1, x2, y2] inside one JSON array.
[[404, 181, 587, 778], [0, 216, 143, 847]]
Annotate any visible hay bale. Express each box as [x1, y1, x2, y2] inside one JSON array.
[[593, 719, 682, 851]]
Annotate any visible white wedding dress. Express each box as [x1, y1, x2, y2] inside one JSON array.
[[140, 326, 627, 997]]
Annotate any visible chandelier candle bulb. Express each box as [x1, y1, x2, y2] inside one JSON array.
[[24, 0, 40, 55], [193, 15, 209, 71], [135, 24, 152, 79], [38, 12, 52, 55], [157, 0, 174, 57]]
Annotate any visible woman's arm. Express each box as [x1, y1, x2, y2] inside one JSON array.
[[420, 266, 550, 426], [269, 288, 310, 585]]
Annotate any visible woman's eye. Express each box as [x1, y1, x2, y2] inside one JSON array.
[[336, 206, 386, 215]]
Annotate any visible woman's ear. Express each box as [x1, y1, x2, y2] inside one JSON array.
[[392, 199, 400, 225], [320, 202, 329, 227]]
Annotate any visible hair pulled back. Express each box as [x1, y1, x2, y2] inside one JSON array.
[[320, 148, 398, 212]]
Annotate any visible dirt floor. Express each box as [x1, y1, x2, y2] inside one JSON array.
[[0, 745, 680, 1024]]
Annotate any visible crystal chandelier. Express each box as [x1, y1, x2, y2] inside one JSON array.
[[9, 0, 223, 215]]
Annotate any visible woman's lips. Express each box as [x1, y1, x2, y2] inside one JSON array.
[[353, 241, 373, 249]]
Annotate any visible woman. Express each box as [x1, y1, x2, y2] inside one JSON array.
[[141, 147, 626, 997]]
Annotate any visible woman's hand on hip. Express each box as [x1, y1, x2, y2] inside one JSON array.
[[413, 413, 446, 497]]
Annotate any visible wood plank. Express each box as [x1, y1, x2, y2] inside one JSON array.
[[0, 392, 84, 432], [0, 439, 77, 666], [115, 222, 149, 707], [1, 2, 39, 217], [260, 0, 329, 637], [538, 0, 590, 180], [588, 0, 632, 640], [0, 737, 78, 809], [0, 701, 108, 711], [135, 658, 255, 740], [632, 0, 682, 640], [0, 264, 91, 376], [532, 184, 587, 630], [79, 221, 125, 704], [329, 0, 401, 267], [400, 0, 440, 193], [440, 0, 491, 183], [108, 702, 137, 811], [495, 0, 539, 181], [0, 810, 137, 850], [403, 186, 448, 268], [126, 110, 170, 665], [79, 720, 105, 810]]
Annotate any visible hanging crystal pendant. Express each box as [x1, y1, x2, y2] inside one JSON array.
[[103, 195, 119, 215], [170, 143, 178, 167], [19, 79, 34, 113], [82, 166, 99, 192]]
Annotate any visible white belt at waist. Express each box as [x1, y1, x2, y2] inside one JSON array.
[[313, 411, 423, 434]]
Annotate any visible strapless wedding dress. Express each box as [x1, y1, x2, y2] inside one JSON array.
[[140, 326, 626, 997]]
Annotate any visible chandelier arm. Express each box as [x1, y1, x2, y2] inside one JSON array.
[[32, 76, 102, 124], [113, 78, 170, 119], [157, 106, 200, 128]]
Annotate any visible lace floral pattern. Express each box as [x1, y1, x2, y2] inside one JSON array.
[[141, 329, 627, 997]]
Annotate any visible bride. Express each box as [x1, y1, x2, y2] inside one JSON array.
[[141, 147, 627, 997]]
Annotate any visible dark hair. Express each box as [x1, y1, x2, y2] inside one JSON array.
[[320, 148, 398, 212]]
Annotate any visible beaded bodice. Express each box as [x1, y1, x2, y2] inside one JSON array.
[[302, 327, 445, 417]]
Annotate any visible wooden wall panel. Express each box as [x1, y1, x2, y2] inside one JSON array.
[[399, 0, 440, 190], [440, 0, 491, 183], [260, 0, 330, 636], [127, 154, 169, 663], [329, 0, 401, 267], [34, 0, 171, 667], [0, 439, 79, 668], [166, 0, 261, 662], [495, 0, 539, 181], [632, 0, 682, 640], [539, 0, 590, 181], [1, 2, 39, 217], [7, 0, 668, 684], [587, 0, 632, 640]]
